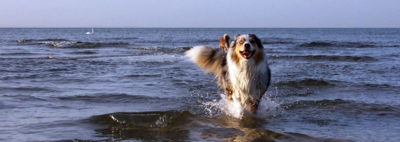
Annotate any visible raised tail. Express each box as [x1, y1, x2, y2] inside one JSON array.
[[185, 46, 226, 76]]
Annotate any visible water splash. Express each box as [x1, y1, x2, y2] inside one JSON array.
[[255, 94, 283, 118], [201, 93, 283, 119]]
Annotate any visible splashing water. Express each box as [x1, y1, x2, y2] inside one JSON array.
[[201, 93, 283, 119]]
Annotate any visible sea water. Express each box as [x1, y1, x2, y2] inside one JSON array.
[[1, 28, 400, 141]]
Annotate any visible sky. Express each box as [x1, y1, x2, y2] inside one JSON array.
[[0, 0, 399, 28]]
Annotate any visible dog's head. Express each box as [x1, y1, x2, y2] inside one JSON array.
[[230, 34, 264, 64]]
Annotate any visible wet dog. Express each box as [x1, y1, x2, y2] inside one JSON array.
[[185, 34, 271, 115]]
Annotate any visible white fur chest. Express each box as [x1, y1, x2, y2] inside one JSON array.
[[227, 49, 268, 104]]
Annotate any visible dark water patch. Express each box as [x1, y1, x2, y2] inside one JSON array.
[[131, 46, 192, 54], [196, 39, 218, 43], [283, 99, 400, 117], [297, 41, 334, 47], [0, 86, 58, 93], [84, 111, 192, 141], [38, 54, 144, 61], [359, 104, 400, 117], [268, 55, 377, 62], [69, 50, 98, 55], [297, 41, 376, 48], [2, 94, 48, 102], [44, 41, 129, 48], [176, 46, 192, 52], [301, 117, 338, 126], [338, 80, 400, 89], [282, 90, 316, 97], [0, 74, 40, 80], [109, 37, 139, 40], [286, 132, 354, 142], [386, 44, 400, 47], [363, 83, 397, 88], [0, 101, 18, 109], [47, 68, 70, 72], [277, 78, 335, 88], [334, 102, 400, 117], [283, 99, 351, 110], [56, 93, 163, 103], [261, 37, 296, 45], [125, 74, 162, 78], [0, 52, 38, 56], [85, 111, 190, 127]]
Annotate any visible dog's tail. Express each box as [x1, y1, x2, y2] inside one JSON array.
[[185, 46, 225, 76]]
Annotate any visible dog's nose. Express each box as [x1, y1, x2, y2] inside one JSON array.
[[244, 43, 250, 49]]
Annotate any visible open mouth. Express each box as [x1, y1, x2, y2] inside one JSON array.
[[239, 50, 255, 59]]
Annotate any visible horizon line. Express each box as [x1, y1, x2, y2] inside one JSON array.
[[1, 26, 400, 29]]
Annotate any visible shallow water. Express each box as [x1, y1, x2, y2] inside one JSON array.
[[1, 28, 400, 141]]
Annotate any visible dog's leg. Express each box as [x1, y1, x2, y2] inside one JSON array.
[[244, 100, 260, 115], [224, 85, 233, 101]]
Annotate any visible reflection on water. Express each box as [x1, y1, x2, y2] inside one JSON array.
[[80, 110, 353, 142]]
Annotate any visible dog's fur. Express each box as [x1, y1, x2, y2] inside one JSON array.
[[185, 34, 271, 115]]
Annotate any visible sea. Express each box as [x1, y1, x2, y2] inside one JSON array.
[[0, 28, 399, 142]]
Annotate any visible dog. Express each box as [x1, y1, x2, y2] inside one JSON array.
[[185, 34, 271, 115]]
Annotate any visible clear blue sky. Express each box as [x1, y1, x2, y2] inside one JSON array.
[[1, 0, 399, 28]]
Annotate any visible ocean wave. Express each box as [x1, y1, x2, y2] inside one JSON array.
[[85, 110, 190, 127], [268, 55, 377, 62], [196, 39, 219, 43], [14, 38, 129, 48], [282, 99, 351, 110], [277, 78, 335, 88], [109, 37, 139, 40], [125, 74, 162, 78], [0, 86, 58, 92], [2, 94, 49, 102], [283, 99, 400, 117], [15, 38, 69, 43], [69, 50, 98, 55], [362, 83, 399, 89], [42, 41, 129, 48], [56, 93, 162, 103], [297, 41, 377, 48], [0, 52, 38, 56], [82, 110, 195, 141], [130, 46, 192, 53], [261, 37, 295, 45]]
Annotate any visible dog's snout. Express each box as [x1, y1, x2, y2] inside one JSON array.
[[244, 43, 250, 49]]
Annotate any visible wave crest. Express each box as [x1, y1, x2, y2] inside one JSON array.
[[297, 41, 377, 48], [268, 55, 377, 62], [15, 38, 129, 48]]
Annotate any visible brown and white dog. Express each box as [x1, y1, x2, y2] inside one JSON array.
[[185, 34, 271, 115]]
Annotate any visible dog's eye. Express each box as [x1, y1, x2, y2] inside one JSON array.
[[250, 40, 255, 44], [239, 41, 244, 44]]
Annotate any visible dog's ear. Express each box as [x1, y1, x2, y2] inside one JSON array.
[[219, 34, 230, 51], [250, 34, 263, 48], [230, 40, 236, 49], [234, 34, 241, 40], [230, 34, 241, 49]]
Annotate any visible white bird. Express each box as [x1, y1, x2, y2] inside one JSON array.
[[85, 28, 94, 35]]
